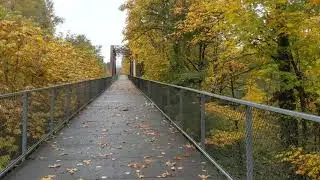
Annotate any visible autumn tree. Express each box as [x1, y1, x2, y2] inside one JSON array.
[[122, 0, 320, 179]]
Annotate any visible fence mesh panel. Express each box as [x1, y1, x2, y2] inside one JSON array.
[[205, 97, 247, 179], [129, 76, 320, 180], [0, 95, 22, 171], [28, 89, 51, 147], [0, 77, 112, 176], [251, 108, 320, 179]]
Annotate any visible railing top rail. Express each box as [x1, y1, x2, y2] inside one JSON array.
[[0, 77, 111, 99], [132, 76, 320, 124]]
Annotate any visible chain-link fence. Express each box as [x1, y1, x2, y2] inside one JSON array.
[[129, 76, 320, 180], [0, 77, 113, 177]]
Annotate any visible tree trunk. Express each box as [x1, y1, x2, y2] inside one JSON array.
[[276, 34, 299, 147], [290, 59, 309, 147], [198, 43, 207, 88]]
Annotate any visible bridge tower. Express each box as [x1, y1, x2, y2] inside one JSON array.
[[110, 45, 117, 77], [129, 60, 136, 77]]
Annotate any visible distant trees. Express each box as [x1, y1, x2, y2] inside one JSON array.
[[0, 0, 63, 33], [0, 1, 105, 93]]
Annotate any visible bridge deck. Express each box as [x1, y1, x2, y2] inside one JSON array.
[[5, 77, 223, 180]]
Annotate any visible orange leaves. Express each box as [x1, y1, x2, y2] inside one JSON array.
[[198, 174, 210, 180], [41, 175, 56, 180], [82, 160, 92, 165], [311, 0, 320, 5]]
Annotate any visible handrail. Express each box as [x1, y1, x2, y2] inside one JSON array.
[[0, 77, 110, 99], [0, 77, 113, 178], [129, 75, 320, 180], [131, 76, 320, 123]]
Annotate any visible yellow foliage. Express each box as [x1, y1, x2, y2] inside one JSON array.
[[205, 102, 274, 146], [0, 8, 105, 170], [206, 130, 244, 147], [0, 17, 105, 93], [243, 80, 267, 104], [278, 147, 320, 179]]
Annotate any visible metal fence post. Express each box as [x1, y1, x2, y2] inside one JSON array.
[[200, 94, 206, 147], [89, 80, 92, 99], [166, 88, 170, 107], [147, 81, 151, 96], [50, 88, 57, 133], [21, 92, 29, 159], [246, 106, 254, 180], [179, 90, 184, 128], [65, 87, 71, 121]]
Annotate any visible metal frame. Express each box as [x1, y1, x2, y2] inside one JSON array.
[[0, 77, 113, 178], [130, 76, 320, 124], [129, 75, 320, 180]]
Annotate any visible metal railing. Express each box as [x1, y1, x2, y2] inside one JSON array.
[[129, 76, 320, 180], [0, 77, 113, 178]]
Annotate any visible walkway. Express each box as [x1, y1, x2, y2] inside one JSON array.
[[5, 77, 223, 180]]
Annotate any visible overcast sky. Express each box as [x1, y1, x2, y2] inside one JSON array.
[[53, 0, 127, 65]]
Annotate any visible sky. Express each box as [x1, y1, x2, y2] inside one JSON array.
[[53, 0, 127, 65]]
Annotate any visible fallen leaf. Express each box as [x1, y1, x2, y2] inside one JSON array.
[[83, 160, 91, 165], [175, 156, 182, 160], [165, 161, 176, 167], [177, 167, 183, 170], [158, 171, 170, 178], [184, 143, 195, 149], [128, 162, 139, 168], [66, 168, 78, 175], [138, 175, 144, 178], [59, 153, 68, 156], [198, 174, 210, 180], [144, 156, 153, 165], [48, 164, 61, 168], [41, 175, 55, 180], [39, 156, 47, 160]]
